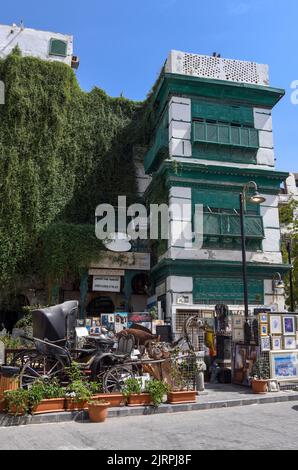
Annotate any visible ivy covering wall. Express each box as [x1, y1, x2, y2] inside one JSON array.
[[0, 48, 156, 289]]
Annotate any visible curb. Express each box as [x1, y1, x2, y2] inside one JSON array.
[[1, 392, 298, 427]]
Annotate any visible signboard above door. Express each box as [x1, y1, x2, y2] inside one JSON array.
[[92, 276, 121, 293]]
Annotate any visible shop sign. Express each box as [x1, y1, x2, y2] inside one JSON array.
[[92, 276, 121, 292], [91, 253, 150, 271]]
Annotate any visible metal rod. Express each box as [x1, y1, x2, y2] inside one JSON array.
[[286, 240, 295, 312], [240, 193, 249, 319]]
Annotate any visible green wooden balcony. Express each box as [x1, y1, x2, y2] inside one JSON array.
[[144, 127, 169, 173], [203, 213, 264, 239], [192, 121, 259, 150]]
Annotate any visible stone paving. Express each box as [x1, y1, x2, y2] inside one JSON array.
[[1, 383, 298, 427]]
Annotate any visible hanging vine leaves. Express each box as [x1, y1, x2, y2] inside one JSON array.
[[0, 49, 158, 288]]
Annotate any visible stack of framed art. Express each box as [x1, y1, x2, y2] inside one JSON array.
[[259, 313, 298, 383]]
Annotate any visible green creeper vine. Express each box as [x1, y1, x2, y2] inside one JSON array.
[[0, 48, 159, 294]]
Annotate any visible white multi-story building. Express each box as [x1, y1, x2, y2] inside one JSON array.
[[144, 50, 290, 334], [0, 22, 79, 69]]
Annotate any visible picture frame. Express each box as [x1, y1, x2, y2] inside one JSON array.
[[232, 328, 244, 343], [260, 324, 268, 337], [261, 336, 271, 352], [233, 316, 245, 329], [283, 316, 296, 336], [260, 314, 268, 324], [272, 336, 282, 351], [270, 351, 298, 381], [269, 315, 282, 335], [284, 336, 297, 351]]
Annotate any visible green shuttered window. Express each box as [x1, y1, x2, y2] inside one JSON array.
[[193, 277, 264, 304], [49, 39, 68, 57], [192, 121, 259, 149]]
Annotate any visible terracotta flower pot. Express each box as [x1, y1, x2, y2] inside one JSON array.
[[92, 393, 124, 407], [65, 399, 88, 411], [7, 404, 28, 416], [32, 398, 66, 415], [127, 393, 152, 407], [251, 379, 268, 394], [88, 402, 110, 423], [167, 391, 197, 404]]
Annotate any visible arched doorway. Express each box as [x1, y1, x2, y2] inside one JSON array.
[[86, 296, 115, 317]]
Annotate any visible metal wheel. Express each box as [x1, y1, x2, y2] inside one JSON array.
[[10, 349, 35, 368], [102, 365, 137, 393], [20, 353, 66, 389]]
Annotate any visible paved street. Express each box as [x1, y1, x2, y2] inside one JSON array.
[[1, 401, 298, 450]]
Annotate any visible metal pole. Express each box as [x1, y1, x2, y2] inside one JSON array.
[[240, 193, 249, 319], [286, 240, 295, 312]]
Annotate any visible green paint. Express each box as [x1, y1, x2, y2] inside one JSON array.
[[79, 271, 89, 319], [192, 100, 254, 126], [154, 74, 285, 119], [151, 258, 291, 283], [192, 121, 259, 149], [193, 277, 264, 304]]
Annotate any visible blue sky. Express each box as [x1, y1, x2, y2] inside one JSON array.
[[1, 0, 297, 172]]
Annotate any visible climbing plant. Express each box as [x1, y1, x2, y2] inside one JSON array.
[[0, 48, 158, 290]]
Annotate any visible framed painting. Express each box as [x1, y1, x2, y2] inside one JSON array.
[[283, 316, 296, 336], [261, 336, 271, 352], [270, 351, 298, 381], [269, 316, 282, 335], [272, 336, 282, 351], [284, 336, 297, 351], [260, 324, 269, 337]]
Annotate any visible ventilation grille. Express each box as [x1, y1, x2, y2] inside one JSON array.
[[166, 51, 269, 86]]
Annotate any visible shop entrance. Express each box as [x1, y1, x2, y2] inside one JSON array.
[[86, 296, 115, 317]]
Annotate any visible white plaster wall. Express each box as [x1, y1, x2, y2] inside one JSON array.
[[166, 247, 283, 265], [261, 206, 280, 229], [285, 174, 298, 196], [166, 276, 193, 293], [0, 25, 73, 65], [256, 148, 275, 167], [262, 228, 281, 253], [169, 97, 192, 158], [169, 187, 193, 249]]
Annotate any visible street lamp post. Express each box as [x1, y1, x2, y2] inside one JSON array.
[[239, 182, 266, 319], [286, 239, 295, 312]]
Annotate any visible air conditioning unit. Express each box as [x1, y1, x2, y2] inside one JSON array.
[[71, 55, 80, 70]]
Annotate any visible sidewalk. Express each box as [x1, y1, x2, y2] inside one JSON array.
[[1, 383, 298, 427]]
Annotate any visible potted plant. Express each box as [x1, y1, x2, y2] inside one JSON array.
[[4, 389, 29, 416], [65, 380, 92, 411], [250, 359, 270, 394], [88, 400, 110, 423], [88, 382, 124, 408], [167, 361, 197, 404], [145, 380, 169, 408], [122, 378, 151, 407], [29, 380, 66, 415]]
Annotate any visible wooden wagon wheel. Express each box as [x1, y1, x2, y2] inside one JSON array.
[[20, 353, 66, 389], [102, 364, 137, 393]]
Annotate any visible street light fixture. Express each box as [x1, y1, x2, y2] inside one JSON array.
[[240, 182, 266, 319]]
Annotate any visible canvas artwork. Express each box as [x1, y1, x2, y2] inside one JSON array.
[[284, 336, 297, 351], [260, 314, 268, 324], [272, 337, 282, 351], [283, 316, 296, 336], [101, 314, 115, 332], [115, 312, 128, 333], [261, 336, 271, 352], [270, 316, 282, 335], [260, 324, 268, 337], [270, 351, 298, 381]]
